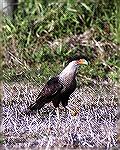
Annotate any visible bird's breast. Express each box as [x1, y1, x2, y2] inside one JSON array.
[[59, 75, 76, 93]]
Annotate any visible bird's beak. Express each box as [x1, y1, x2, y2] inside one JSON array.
[[77, 59, 88, 65]]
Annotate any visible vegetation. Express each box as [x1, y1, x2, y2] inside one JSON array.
[[1, 1, 120, 149], [2, 82, 119, 149], [2, 0, 120, 83]]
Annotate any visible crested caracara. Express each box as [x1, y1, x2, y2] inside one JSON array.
[[29, 58, 88, 118]]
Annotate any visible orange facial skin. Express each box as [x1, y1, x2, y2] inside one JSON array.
[[76, 59, 88, 65]]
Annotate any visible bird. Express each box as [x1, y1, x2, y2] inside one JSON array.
[[28, 58, 88, 118]]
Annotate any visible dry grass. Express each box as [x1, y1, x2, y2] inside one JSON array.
[[1, 81, 120, 150]]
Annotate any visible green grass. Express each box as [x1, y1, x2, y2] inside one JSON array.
[[2, 0, 120, 83]]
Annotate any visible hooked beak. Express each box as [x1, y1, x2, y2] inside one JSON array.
[[77, 59, 88, 65]]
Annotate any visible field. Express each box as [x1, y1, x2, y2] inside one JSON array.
[[1, 82, 120, 149], [1, 0, 120, 149]]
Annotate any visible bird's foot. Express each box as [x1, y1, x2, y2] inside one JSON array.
[[65, 106, 79, 116]]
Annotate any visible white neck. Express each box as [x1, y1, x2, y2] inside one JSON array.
[[59, 61, 78, 80]]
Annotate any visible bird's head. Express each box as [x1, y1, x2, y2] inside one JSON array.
[[59, 58, 88, 79], [76, 59, 88, 65], [69, 59, 88, 68], [67, 55, 88, 66]]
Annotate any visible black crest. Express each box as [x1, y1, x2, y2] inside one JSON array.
[[67, 55, 88, 64]]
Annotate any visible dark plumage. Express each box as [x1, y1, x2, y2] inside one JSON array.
[[29, 59, 88, 113]]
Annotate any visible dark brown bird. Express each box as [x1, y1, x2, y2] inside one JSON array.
[[29, 59, 88, 118]]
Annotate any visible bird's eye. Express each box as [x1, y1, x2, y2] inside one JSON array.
[[76, 59, 88, 65]]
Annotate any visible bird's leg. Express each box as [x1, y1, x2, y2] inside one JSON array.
[[55, 107, 60, 120], [65, 106, 78, 116]]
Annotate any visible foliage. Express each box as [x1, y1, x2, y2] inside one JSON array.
[[2, 0, 120, 83]]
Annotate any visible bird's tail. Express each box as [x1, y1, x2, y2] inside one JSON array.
[[20, 98, 45, 116], [24, 102, 45, 116], [29, 101, 45, 111]]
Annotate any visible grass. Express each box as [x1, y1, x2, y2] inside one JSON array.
[[2, 82, 120, 149], [1, 0, 120, 84], [1, 1, 120, 149]]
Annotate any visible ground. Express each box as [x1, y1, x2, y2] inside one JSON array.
[[1, 81, 120, 150], [1, 1, 120, 150]]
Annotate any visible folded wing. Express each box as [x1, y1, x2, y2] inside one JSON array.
[[29, 77, 63, 111]]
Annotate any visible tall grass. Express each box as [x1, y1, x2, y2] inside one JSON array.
[[2, 0, 120, 83]]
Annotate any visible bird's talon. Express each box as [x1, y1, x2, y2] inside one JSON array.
[[65, 106, 79, 116], [71, 109, 79, 116]]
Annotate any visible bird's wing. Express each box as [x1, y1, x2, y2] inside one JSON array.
[[36, 77, 63, 102]]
